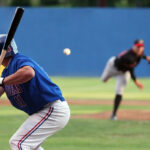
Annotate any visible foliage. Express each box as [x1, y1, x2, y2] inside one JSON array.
[[1, 0, 150, 7]]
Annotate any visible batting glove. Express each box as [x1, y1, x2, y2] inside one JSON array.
[[0, 77, 4, 86]]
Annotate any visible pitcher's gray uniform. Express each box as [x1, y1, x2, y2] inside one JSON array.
[[101, 56, 131, 95]]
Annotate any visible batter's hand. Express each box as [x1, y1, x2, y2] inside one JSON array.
[[0, 77, 4, 86], [135, 80, 144, 90]]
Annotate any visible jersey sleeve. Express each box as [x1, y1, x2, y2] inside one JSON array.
[[16, 58, 35, 70], [142, 54, 147, 59], [1, 69, 5, 78], [129, 69, 136, 81]]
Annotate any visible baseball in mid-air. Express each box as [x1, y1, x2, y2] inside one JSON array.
[[63, 48, 71, 56]]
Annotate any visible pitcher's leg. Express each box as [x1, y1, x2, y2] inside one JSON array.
[[111, 72, 130, 120], [101, 57, 116, 82]]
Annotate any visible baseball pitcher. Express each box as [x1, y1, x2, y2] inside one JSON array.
[[101, 39, 150, 120]]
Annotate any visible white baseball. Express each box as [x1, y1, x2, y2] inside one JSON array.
[[63, 48, 71, 56]]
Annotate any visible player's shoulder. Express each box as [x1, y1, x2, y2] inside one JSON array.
[[122, 49, 132, 55], [118, 49, 128, 57], [13, 53, 34, 62], [14, 53, 31, 59], [9, 53, 36, 68]]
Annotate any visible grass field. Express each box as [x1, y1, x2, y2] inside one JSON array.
[[0, 77, 150, 150], [51, 77, 150, 100]]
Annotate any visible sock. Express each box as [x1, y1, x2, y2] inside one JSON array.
[[112, 94, 122, 116]]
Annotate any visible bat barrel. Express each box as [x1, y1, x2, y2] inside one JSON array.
[[3, 7, 24, 50]]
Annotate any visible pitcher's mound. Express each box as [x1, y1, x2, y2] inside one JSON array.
[[72, 110, 150, 121]]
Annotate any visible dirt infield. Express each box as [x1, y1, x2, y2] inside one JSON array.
[[0, 99, 11, 106], [68, 99, 150, 121], [72, 110, 150, 121], [68, 99, 150, 106], [1, 99, 150, 121]]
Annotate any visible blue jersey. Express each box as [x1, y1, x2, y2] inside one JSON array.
[[2, 53, 65, 115]]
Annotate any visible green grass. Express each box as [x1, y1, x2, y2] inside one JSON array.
[[1, 77, 150, 149], [1, 104, 150, 117], [50, 77, 150, 100], [1, 77, 150, 100], [1, 110, 150, 150], [70, 105, 150, 115], [46, 119, 150, 150]]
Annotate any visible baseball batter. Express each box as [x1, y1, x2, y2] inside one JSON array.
[[101, 39, 150, 120], [0, 34, 70, 149]]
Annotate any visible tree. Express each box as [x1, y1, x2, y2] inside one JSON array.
[[9, 0, 31, 6]]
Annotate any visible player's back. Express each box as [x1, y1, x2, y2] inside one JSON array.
[[115, 49, 142, 71]]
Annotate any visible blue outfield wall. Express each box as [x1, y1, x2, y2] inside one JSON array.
[[0, 7, 150, 76]]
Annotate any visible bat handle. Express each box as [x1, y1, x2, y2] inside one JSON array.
[[0, 50, 7, 66]]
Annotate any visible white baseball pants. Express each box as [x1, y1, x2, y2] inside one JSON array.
[[9, 100, 70, 150], [101, 56, 131, 95]]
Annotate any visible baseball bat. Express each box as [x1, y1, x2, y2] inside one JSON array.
[[0, 7, 24, 66]]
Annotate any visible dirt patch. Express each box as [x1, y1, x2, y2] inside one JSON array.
[[1, 99, 150, 121], [68, 99, 150, 106], [68, 99, 150, 121], [1, 99, 150, 106], [72, 110, 150, 121], [0, 99, 11, 106]]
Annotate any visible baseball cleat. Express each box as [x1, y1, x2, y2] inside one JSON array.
[[110, 115, 117, 121]]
